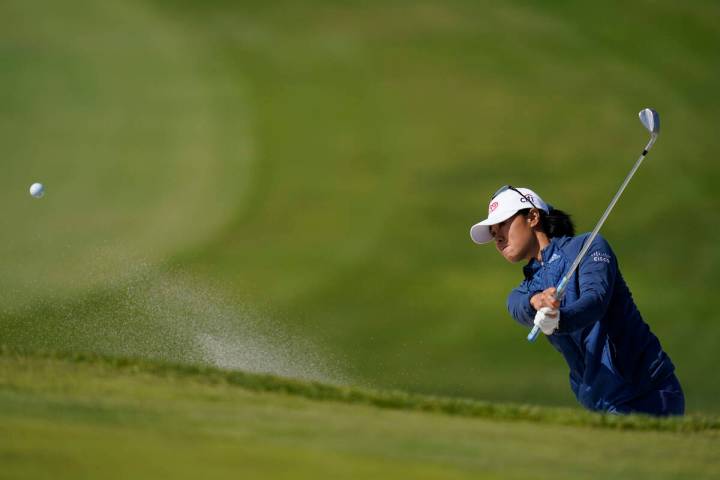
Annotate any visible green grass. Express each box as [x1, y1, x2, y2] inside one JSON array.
[[1, 0, 719, 421], [4, 346, 717, 433], [1, 349, 719, 479]]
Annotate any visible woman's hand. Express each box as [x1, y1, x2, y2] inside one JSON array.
[[534, 307, 560, 335], [531, 287, 560, 311]]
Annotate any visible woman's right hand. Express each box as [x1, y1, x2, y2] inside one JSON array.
[[531, 287, 560, 311]]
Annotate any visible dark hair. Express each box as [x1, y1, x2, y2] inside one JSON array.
[[517, 207, 575, 238]]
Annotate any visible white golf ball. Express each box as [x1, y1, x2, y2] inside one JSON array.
[[29, 182, 45, 198]]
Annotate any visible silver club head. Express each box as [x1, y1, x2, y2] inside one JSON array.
[[639, 108, 660, 135]]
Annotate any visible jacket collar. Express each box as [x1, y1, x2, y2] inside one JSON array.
[[522, 236, 571, 280]]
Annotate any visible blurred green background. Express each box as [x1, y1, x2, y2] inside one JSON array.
[[1, 0, 718, 412]]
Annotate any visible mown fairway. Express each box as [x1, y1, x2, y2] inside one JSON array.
[[1, 2, 719, 475]]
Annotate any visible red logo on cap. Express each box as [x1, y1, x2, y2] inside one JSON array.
[[489, 201, 499, 213]]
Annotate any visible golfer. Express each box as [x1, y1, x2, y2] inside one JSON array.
[[470, 185, 684, 416]]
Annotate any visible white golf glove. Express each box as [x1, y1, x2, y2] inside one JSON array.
[[533, 307, 560, 335]]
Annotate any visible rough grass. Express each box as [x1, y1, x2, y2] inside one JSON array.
[[3, 348, 720, 479], [1, 0, 719, 415], [2, 346, 717, 434]]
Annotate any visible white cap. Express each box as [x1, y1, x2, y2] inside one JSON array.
[[470, 187, 550, 244]]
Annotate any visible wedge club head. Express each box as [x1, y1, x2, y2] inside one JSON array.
[[639, 108, 660, 136]]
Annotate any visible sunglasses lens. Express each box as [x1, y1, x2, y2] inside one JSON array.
[[491, 185, 511, 200]]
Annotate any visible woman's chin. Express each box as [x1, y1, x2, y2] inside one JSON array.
[[502, 249, 522, 263]]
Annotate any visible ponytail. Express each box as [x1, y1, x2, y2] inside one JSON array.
[[540, 207, 575, 238], [518, 207, 575, 238]]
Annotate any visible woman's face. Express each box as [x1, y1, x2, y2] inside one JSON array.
[[489, 212, 536, 263]]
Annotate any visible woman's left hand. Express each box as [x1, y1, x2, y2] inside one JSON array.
[[534, 307, 560, 335]]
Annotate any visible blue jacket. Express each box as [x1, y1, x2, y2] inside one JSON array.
[[507, 233, 676, 412]]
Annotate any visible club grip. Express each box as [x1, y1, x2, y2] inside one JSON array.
[[527, 325, 541, 342]]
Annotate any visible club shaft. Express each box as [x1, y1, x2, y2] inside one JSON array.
[[527, 135, 656, 342]]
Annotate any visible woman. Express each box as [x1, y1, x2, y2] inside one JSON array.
[[469, 185, 684, 416]]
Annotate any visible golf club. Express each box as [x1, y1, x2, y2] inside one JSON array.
[[527, 107, 661, 342]]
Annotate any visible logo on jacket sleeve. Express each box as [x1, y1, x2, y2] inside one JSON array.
[[591, 251, 611, 263]]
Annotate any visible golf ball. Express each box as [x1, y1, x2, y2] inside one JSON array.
[[29, 182, 45, 198]]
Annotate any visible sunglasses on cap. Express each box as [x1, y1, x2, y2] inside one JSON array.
[[491, 185, 540, 211]]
